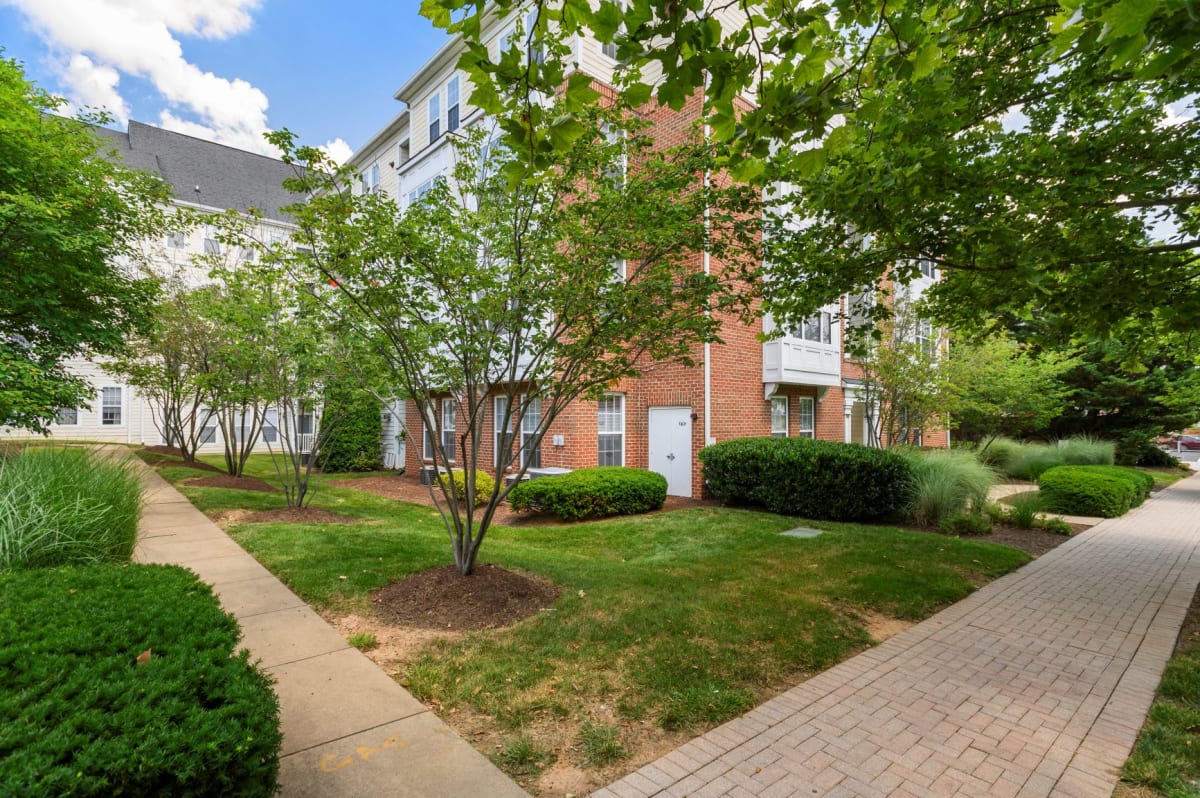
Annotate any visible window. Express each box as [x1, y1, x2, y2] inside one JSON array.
[[428, 93, 441, 142], [165, 230, 186, 249], [897, 407, 923, 446], [598, 394, 624, 466], [612, 259, 627, 282], [239, 246, 257, 262], [770, 396, 788, 437], [601, 39, 619, 60], [494, 396, 510, 468], [261, 409, 279, 444], [500, 9, 543, 64], [423, 400, 436, 460], [447, 76, 460, 133], [795, 311, 832, 344], [441, 398, 457, 460], [798, 397, 815, 439], [917, 257, 937, 279], [398, 140, 410, 165], [601, 122, 626, 185], [915, 319, 936, 357], [521, 396, 542, 468], [101, 387, 122, 426], [361, 162, 381, 194], [407, 177, 437, 207], [202, 224, 221, 255], [199, 418, 217, 444], [55, 407, 78, 426]]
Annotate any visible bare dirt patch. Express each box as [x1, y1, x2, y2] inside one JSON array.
[[244, 507, 356, 524], [372, 564, 561, 630], [860, 610, 914, 643], [324, 612, 462, 675], [139, 447, 224, 472], [184, 474, 277, 492]]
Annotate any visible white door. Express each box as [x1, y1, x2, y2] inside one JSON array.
[[649, 407, 693, 497]]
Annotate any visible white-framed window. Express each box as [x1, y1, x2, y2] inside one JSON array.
[[262, 408, 279, 444], [165, 230, 186, 249], [521, 395, 542, 468], [598, 393, 625, 466], [494, 396, 510, 468], [798, 397, 815, 439], [770, 396, 788, 437], [599, 0, 624, 60], [428, 92, 441, 142], [101, 387, 122, 426], [406, 177, 437, 208], [202, 224, 221, 255], [612, 258, 627, 282], [915, 319, 936, 357], [794, 311, 832, 345], [199, 417, 217, 444], [447, 76, 461, 133], [441, 398, 457, 460], [600, 121, 626, 185], [361, 162, 381, 195], [422, 400, 436, 460], [398, 139, 410, 165], [55, 407, 79, 426], [917, 257, 937, 279]]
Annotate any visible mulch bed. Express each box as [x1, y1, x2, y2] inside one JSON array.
[[184, 474, 277, 492], [974, 524, 1077, 556], [240, 507, 356, 524], [372, 564, 561, 630], [141, 451, 224, 472], [330, 473, 715, 526]]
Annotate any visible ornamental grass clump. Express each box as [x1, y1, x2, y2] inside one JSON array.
[[0, 447, 143, 570], [898, 448, 996, 527]]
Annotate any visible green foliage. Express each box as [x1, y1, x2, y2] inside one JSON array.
[[1117, 435, 1181, 468], [700, 437, 913, 522], [0, 564, 281, 797], [495, 734, 553, 776], [1005, 446, 1068, 481], [1006, 493, 1042, 529], [896, 448, 996, 527], [578, 722, 628, 767], [347, 632, 377, 650], [509, 467, 666, 521], [321, 387, 383, 472], [1002, 437, 1115, 481], [1040, 518, 1074, 536], [973, 437, 1027, 470], [0, 448, 143, 570], [939, 512, 993, 536], [0, 58, 167, 432], [1037, 465, 1149, 518], [438, 469, 497, 508]]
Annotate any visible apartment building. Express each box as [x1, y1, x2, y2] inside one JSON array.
[[349, 6, 948, 498], [0, 120, 301, 452]]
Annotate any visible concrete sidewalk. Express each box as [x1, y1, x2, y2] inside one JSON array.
[[596, 476, 1200, 798], [129, 459, 527, 798]]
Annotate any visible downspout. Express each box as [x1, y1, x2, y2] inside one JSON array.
[[703, 74, 713, 450]]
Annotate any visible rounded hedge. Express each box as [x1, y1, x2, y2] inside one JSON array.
[[509, 467, 667, 521], [438, 469, 496, 507], [1037, 465, 1152, 518], [699, 437, 914, 521], [0, 564, 281, 797]]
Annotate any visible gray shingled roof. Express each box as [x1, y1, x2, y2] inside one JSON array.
[[92, 121, 302, 222]]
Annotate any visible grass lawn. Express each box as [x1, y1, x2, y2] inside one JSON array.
[[1121, 599, 1200, 797], [146, 450, 1035, 785]]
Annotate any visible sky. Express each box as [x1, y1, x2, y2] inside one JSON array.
[[0, 0, 451, 162]]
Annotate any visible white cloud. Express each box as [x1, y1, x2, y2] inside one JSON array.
[[320, 138, 354, 165], [4, 0, 279, 155], [56, 53, 129, 124]]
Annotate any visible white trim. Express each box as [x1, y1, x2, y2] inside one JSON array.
[[770, 396, 788, 437], [598, 392, 625, 466]]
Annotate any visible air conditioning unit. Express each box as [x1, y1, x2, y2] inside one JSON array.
[[525, 467, 572, 480], [420, 465, 447, 486]]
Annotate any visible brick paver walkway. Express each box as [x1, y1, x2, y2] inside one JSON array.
[[596, 476, 1200, 798]]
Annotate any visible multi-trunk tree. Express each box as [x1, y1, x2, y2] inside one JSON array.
[[269, 97, 759, 574]]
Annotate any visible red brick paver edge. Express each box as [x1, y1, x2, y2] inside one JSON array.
[[595, 477, 1200, 798]]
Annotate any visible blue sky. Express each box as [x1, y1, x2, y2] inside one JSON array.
[[0, 0, 451, 160]]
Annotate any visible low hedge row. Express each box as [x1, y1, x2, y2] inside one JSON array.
[[0, 564, 281, 797], [509, 467, 667, 521], [699, 437, 913, 521], [1038, 465, 1153, 518]]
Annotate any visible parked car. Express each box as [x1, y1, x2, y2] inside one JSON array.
[[1164, 434, 1200, 451]]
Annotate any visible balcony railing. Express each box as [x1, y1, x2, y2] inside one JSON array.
[[762, 337, 840, 387]]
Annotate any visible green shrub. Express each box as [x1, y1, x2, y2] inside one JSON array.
[[939, 512, 992, 535], [1005, 446, 1067, 481], [0, 447, 143, 570], [1039, 518, 1074, 536], [1038, 465, 1149, 517], [509, 467, 667, 521], [1117, 434, 1182, 468], [1057, 435, 1116, 466], [0, 564, 281, 797], [897, 448, 996, 527], [699, 437, 913, 522], [321, 387, 382, 472], [438, 469, 496, 507], [1006, 493, 1042, 529]]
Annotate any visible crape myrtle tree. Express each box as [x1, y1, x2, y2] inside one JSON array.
[[0, 57, 167, 431], [421, 1, 1199, 346], [268, 101, 759, 575], [109, 285, 220, 463]]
